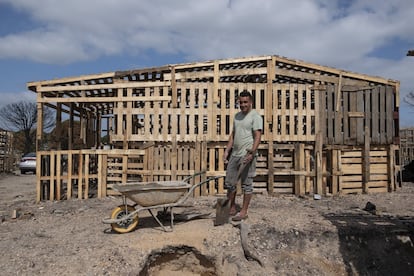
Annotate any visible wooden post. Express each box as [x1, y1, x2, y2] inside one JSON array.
[[331, 149, 339, 195], [67, 151, 73, 199], [50, 153, 55, 200], [388, 145, 396, 192], [78, 153, 83, 199], [122, 154, 128, 184], [362, 126, 370, 193], [201, 137, 208, 196], [171, 66, 178, 108], [315, 86, 324, 195], [267, 142, 274, 195], [56, 152, 61, 200], [84, 154, 90, 198], [171, 136, 177, 181], [68, 104, 74, 150], [56, 103, 62, 150]]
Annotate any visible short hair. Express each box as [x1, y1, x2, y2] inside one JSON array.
[[239, 90, 252, 99]]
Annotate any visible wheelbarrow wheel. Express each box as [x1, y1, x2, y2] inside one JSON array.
[[110, 205, 139, 234]]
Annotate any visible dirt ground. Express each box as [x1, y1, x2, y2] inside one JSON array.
[[1, 173, 413, 276]]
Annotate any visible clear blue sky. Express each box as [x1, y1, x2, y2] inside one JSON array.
[[0, 0, 413, 127]]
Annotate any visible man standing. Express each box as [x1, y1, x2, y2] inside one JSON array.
[[223, 90, 263, 221]]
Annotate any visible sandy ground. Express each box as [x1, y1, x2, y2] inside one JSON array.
[[0, 173, 413, 275]]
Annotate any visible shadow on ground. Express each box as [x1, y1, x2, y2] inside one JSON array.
[[325, 212, 414, 275]]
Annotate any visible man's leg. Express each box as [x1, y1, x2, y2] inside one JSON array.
[[238, 193, 252, 217], [228, 190, 237, 215]]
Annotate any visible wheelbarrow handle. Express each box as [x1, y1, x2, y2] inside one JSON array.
[[175, 175, 224, 205], [182, 170, 207, 183]]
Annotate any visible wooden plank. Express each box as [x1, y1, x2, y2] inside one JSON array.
[[365, 186, 388, 193], [356, 91, 364, 144], [342, 175, 363, 182], [342, 91, 349, 143], [326, 85, 334, 144], [84, 154, 90, 198], [331, 149, 339, 194], [385, 86, 394, 143], [362, 126, 370, 193], [56, 153, 61, 200], [266, 57, 275, 126], [294, 143, 305, 195], [371, 87, 379, 143], [281, 84, 288, 140], [342, 163, 362, 174], [77, 154, 83, 199], [38, 81, 171, 92], [342, 151, 362, 157], [379, 86, 386, 144], [36, 153, 42, 202], [341, 182, 363, 189], [49, 154, 55, 200]]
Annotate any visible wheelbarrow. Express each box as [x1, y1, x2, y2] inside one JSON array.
[[102, 171, 223, 233]]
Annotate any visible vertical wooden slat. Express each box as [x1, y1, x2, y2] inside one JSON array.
[[386, 86, 393, 143], [267, 142, 274, 195], [84, 154, 90, 198], [326, 85, 334, 144], [289, 84, 295, 140], [315, 88, 323, 195], [362, 126, 370, 193], [371, 87, 379, 143], [49, 153, 55, 200], [36, 152, 42, 203], [266, 58, 275, 146], [78, 153, 83, 199], [388, 145, 396, 191], [379, 86, 386, 144], [356, 92, 364, 144], [305, 149, 312, 194], [294, 143, 305, 195], [67, 151, 73, 199], [153, 87, 160, 140], [56, 152, 61, 200], [319, 88, 327, 144], [296, 85, 304, 141], [171, 136, 177, 180], [280, 84, 287, 141], [334, 85, 343, 144], [170, 66, 178, 108], [97, 154, 103, 198]]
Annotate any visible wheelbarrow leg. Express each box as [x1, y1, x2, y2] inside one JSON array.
[[148, 209, 169, 232]]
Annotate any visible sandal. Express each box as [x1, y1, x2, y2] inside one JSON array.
[[232, 213, 248, 221]]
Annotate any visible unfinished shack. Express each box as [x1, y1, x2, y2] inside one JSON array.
[[27, 55, 400, 202]]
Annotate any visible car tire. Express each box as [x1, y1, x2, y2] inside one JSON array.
[[20, 170, 26, 175]]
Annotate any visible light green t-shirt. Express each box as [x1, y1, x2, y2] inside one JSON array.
[[232, 110, 263, 157]]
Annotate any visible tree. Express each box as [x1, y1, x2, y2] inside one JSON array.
[[0, 101, 55, 153], [404, 90, 414, 107]]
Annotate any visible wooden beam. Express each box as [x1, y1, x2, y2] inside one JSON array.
[[38, 96, 171, 103], [37, 81, 171, 92]]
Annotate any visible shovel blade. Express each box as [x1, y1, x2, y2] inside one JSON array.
[[214, 198, 230, 226]]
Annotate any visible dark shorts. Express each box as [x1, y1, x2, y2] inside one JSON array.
[[224, 155, 256, 194]]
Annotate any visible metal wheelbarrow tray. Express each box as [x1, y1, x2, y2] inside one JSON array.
[[102, 171, 222, 233]]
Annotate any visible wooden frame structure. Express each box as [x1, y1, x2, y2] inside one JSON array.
[[0, 129, 14, 173], [400, 127, 414, 166], [27, 55, 400, 202]]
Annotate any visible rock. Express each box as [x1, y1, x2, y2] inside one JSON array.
[[363, 201, 376, 214]]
